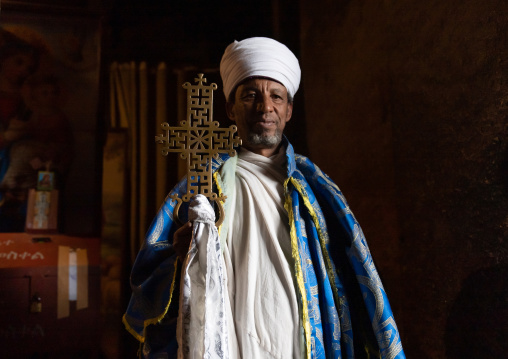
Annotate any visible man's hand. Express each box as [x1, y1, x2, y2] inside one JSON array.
[[173, 221, 193, 261]]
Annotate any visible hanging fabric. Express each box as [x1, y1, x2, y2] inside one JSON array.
[[109, 61, 168, 263]]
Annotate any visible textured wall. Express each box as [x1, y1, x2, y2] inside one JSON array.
[[301, 0, 508, 357]]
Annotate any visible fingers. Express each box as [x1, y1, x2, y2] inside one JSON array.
[[175, 221, 192, 236], [173, 221, 193, 261]]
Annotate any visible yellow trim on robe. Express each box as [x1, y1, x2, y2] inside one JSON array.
[[213, 171, 225, 237], [124, 172, 225, 344], [123, 259, 180, 343], [123, 173, 337, 352], [289, 178, 343, 320], [122, 314, 145, 343], [284, 177, 312, 359]]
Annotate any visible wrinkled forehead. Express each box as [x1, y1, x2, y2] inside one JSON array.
[[231, 76, 289, 98]]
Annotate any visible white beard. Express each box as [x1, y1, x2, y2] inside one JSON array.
[[246, 129, 282, 148]]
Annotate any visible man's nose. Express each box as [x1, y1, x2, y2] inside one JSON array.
[[256, 95, 273, 112]]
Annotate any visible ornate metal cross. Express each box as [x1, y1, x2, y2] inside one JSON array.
[[155, 73, 241, 226]]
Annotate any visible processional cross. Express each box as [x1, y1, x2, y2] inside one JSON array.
[[155, 73, 241, 227]]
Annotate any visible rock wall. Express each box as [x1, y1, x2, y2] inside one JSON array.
[[300, 0, 508, 356]]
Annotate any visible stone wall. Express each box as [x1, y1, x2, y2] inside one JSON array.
[[300, 0, 508, 356]]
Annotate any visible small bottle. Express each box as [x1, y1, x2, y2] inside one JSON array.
[[30, 292, 42, 313]]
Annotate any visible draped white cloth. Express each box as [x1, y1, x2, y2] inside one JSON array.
[[223, 147, 302, 359], [177, 195, 230, 359], [178, 147, 303, 359]]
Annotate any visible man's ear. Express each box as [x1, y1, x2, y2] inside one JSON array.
[[285, 102, 293, 123], [226, 101, 236, 122]]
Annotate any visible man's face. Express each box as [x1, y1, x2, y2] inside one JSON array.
[[226, 78, 293, 156]]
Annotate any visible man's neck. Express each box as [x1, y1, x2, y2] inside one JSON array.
[[242, 143, 283, 157]]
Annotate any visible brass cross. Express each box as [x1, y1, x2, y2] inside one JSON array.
[[155, 73, 241, 226]]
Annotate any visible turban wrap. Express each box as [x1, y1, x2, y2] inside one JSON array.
[[220, 37, 301, 100]]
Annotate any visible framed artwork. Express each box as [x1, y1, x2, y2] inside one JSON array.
[[37, 171, 55, 191], [0, 8, 102, 233], [25, 189, 59, 233]]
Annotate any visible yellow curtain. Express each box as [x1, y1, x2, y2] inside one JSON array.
[[109, 61, 169, 264]]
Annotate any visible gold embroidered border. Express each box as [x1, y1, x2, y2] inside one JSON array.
[[289, 178, 343, 316], [284, 178, 312, 359], [122, 259, 180, 343], [124, 172, 224, 344], [213, 171, 225, 236]]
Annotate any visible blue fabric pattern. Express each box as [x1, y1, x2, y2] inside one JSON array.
[[295, 155, 404, 358], [123, 138, 405, 359], [0, 148, 9, 181]]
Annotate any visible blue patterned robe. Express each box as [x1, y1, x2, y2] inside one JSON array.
[[123, 138, 405, 359]]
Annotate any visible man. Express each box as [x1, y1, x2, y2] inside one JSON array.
[[124, 37, 405, 359]]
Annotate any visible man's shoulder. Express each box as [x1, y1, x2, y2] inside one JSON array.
[[292, 152, 340, 190], [293, 152, 319, 172]]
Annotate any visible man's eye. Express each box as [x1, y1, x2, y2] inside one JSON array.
[[242, 93, 256, 100]]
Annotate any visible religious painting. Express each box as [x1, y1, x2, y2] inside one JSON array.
[[25, 188, 59, 233], [37, 170, 55, 191], [0, 10, 102, 233]]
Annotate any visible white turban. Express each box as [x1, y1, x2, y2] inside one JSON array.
[[220, 37, 301, 100]]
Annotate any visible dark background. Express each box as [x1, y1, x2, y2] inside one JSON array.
[[3, 0, 507, 357]]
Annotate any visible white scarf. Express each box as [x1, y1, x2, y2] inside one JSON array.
[[177, 194, 230, 359]]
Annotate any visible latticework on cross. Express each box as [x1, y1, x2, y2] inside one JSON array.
[[155, 73, 241, 226]]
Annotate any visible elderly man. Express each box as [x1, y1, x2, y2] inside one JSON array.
[[124, 37, 405, 359]]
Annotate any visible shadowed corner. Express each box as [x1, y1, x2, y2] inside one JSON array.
[[445, 265, 508, 358]]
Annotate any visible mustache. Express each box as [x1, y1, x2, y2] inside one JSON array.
[[250, 116, 280, 124]]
